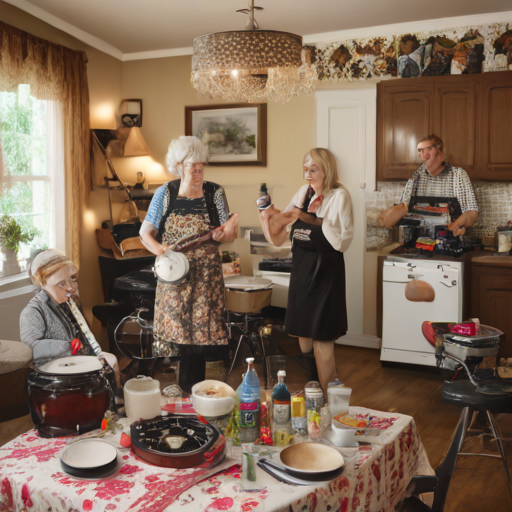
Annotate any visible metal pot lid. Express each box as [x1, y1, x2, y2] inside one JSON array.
[[224, 275, 272, 291], [154, 251, 189, 283]]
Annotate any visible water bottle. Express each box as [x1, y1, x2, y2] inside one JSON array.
[[272, 370, 292, 446], [305, 381, 324, 440], [256, 183, 272, 210], [238, 358, 261, 443]]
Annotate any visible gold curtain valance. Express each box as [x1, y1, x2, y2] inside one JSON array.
[[0, 21, 91, 265]]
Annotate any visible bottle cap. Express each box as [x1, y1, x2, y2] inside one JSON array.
[[246, 357, 255, 364], [277, 370, 286, 377]]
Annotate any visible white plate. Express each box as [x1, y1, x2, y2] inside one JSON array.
[[61, 439, 118, 469], [279, 442, 344, 474]]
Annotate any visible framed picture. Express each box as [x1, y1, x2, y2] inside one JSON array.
[[185, 103, 267, 166]]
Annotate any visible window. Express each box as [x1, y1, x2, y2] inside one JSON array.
[[0, 84, 65, 277]]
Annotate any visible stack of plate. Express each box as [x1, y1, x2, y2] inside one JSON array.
[[258, 443, 344, 486], [60, 439, 119, 479]]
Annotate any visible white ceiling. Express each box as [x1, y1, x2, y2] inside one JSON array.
[[5, 0, 512, 60]]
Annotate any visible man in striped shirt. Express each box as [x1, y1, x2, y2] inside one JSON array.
[[382, 134, 478, 236]]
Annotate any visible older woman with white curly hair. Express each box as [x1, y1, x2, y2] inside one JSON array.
[[140, 136, 238, 390]]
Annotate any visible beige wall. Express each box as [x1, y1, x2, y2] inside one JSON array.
[[1, 4, 378, 344], [0, 3, 122, 345], [119, 55, 318, 284]]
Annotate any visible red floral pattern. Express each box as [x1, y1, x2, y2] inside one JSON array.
[[0, 408, 432, 512]]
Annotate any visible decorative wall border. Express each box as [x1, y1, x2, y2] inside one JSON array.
[[313, 22, 511, 82]]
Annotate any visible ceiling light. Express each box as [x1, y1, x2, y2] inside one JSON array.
[[191, 0, 317, 104]]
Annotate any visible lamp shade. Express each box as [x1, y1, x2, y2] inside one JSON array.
[[123, 127, 150, 157]]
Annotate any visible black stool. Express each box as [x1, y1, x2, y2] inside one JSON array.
[[402, 380, 512, 512], [441, 380, 512, 499]]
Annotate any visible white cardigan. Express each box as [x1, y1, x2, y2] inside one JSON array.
[[284, 184, 354, 253]]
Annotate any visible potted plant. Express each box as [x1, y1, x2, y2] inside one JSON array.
[[0, 216, 39, 277]]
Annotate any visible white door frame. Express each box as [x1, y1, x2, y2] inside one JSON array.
[[316, 87, 380, 349]]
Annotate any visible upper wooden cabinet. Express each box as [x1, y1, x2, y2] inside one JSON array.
[[478, 72, 512, 180], [377, 71, 512, 181]]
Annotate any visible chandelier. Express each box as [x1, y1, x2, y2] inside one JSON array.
[[191, 0, 317, 104]]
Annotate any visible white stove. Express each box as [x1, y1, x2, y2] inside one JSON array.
[[380, 256, 463, 367]]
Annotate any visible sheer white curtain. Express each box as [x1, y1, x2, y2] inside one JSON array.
[[46, 100, 66, 253]]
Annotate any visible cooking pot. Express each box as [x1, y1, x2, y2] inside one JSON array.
[[154, 251, 190, 284], [154, 230, 216, 284], [26, 356, 114, 438]]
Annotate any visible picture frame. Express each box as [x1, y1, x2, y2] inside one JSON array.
[[185, 103, 267, 166]]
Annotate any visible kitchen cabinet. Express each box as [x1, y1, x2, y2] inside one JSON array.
[[470, 256, 512, 359], [377, 71, 512, 181], [477, 72, 512, 180]]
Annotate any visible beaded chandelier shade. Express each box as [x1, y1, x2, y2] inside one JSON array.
[[191, 3, 317, 104]]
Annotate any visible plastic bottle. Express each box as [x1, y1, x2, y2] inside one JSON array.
[[305, 381, 324, 440], [272, 370, 292, 446], [238, 358, 261, 443], [256, 183, 272, 210]]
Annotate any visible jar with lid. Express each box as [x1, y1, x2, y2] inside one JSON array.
[[305, 381, 324, 440]]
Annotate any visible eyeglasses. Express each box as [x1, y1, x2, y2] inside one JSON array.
[[417, 145, 435, 154]]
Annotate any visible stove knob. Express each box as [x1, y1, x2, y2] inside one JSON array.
[[452, 280, 457, 286]]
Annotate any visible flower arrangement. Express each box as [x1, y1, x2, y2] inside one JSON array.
[[0, 216, 38, 254]]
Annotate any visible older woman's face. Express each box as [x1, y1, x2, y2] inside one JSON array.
[[44, 264, 79, 304], [183, 161, 204, 185], [303, 155, 324, 192]]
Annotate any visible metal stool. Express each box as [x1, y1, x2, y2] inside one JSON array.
[[224, 276, 273, 384]]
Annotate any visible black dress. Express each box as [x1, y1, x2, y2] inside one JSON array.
[[284, 194, 347, 341]]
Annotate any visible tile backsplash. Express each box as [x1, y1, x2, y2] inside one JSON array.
[[365, 181, 512, 250]]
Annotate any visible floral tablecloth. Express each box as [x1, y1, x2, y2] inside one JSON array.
[[0, 408, 432, 512]]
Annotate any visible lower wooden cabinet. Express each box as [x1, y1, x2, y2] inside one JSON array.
[[470, 257, 512, 359]]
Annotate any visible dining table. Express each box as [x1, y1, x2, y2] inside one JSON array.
[[0, 406, 433, 512]]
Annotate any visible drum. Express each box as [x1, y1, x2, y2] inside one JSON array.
[[224, 276, 272, 314], [26, 356, 115, 438]]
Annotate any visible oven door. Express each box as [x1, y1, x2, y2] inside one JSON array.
[[381, 260, 462, 366]]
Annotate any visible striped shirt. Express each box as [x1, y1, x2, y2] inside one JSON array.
[[400, 164, 478, 213]]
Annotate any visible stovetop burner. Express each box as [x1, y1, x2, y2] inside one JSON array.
[[130, 414, 225, 468]]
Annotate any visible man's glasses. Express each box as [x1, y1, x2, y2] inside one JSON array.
[[417, 145, 435, 154]]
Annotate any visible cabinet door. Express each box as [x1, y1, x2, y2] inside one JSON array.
[[435, 78, 477, 178], [377, 82, 434, 180], [471, 264, 512, 359], [477, 71, 512, 180]]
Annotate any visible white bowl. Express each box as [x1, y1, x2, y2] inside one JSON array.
[[191, 380, 236, 417]]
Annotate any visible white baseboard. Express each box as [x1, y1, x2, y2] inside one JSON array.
[[335, 332, 381, 349]]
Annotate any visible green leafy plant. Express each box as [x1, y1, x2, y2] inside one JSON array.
[[0, 215, 39, 254]]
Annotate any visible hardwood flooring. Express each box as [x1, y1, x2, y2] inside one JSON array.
[[2, 329, 511, 512]]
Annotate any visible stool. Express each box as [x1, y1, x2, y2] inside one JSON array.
[[224, 276, 272, 385], [441, 380, 512, 502]]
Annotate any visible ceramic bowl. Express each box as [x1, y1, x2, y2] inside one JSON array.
[[191, 380, 236, 417]]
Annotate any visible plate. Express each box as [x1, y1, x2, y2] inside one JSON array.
[[279, 443, 344, 474], [60, 457, 120, 479], [61, 439, 117, 469], [332, 413, 368, 429]]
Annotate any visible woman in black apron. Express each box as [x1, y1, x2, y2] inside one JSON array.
[[258, 148, 353, 392]]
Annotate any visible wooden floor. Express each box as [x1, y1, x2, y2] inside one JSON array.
[[2, 329, 512, 512]]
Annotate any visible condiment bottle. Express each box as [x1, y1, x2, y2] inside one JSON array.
[[305, 381, 324, 440], [272, 370, 292, 446], [238, 358, 261, 443], [291, 392, 306, 435], [256, 183, 272, 210]]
